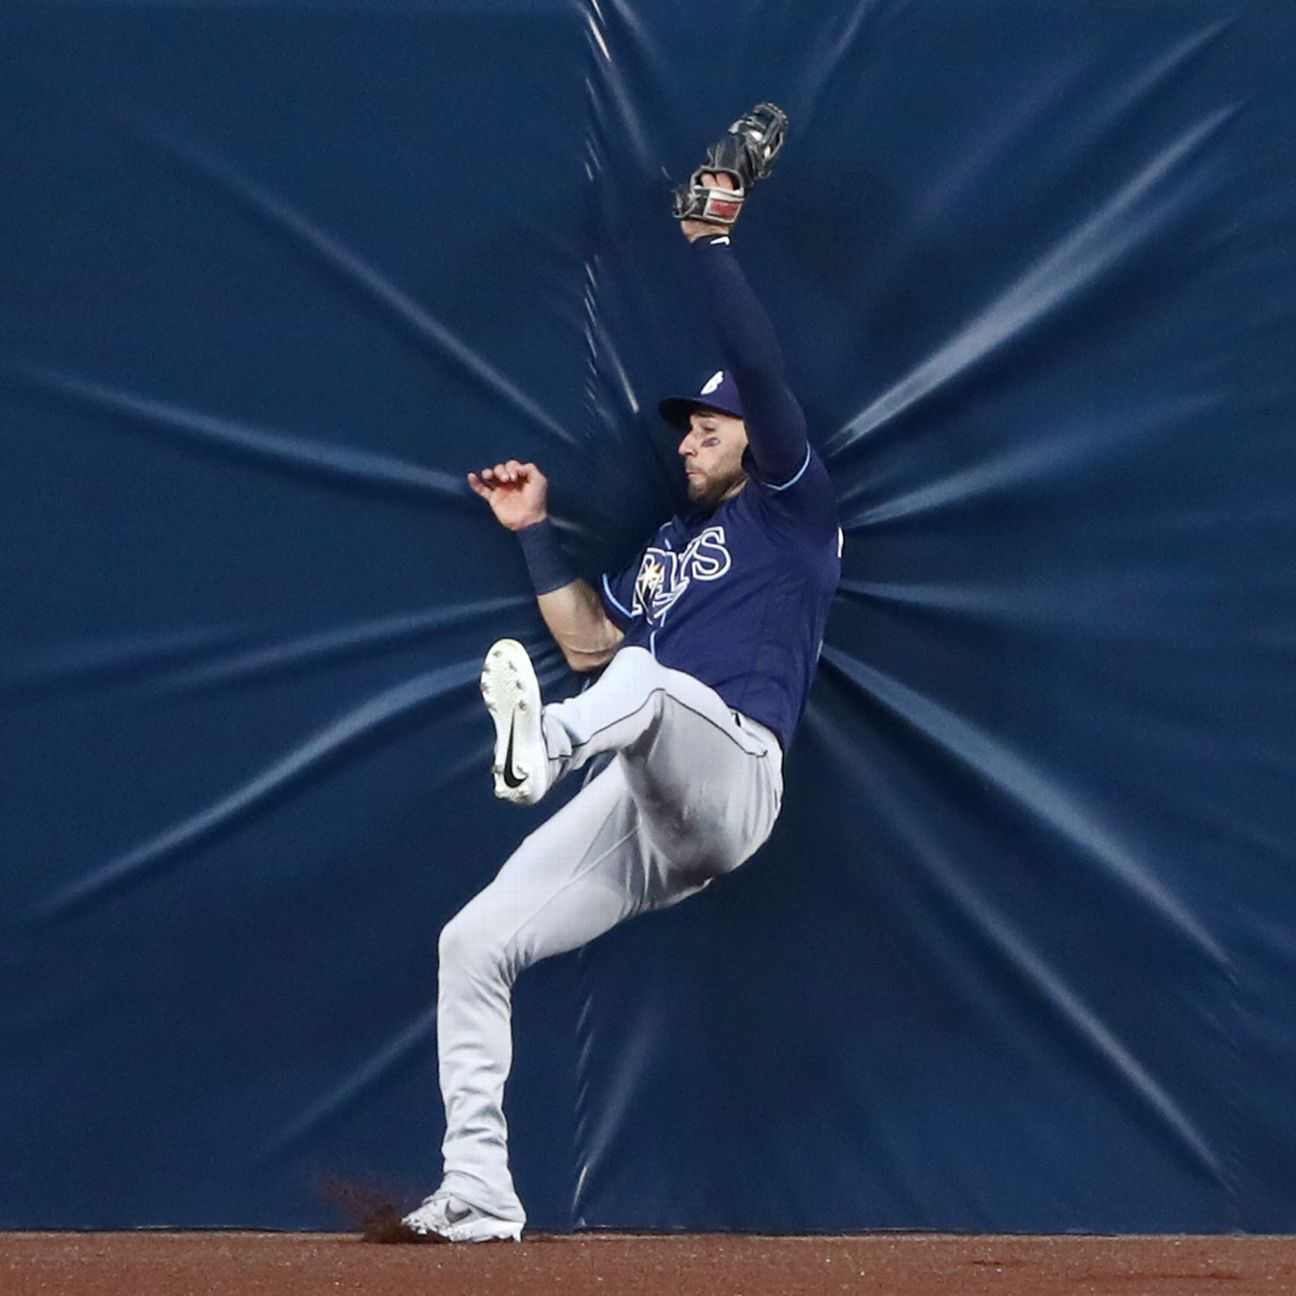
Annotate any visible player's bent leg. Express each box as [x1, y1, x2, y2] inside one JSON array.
[[629, 701, 783, 879], [543, 647, 784, 873], [542, 647, 739, 772], [432, 761, 692, 1229], [479, 640, 775, 845]]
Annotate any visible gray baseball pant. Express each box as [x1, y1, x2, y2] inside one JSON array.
[[435, 646, 784, 1223]]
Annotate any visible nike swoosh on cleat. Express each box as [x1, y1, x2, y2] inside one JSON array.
[[501, 713, 525, 789], [444, 1202, 474, 1225]]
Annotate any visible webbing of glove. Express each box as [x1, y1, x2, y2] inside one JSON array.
[[671, 101, 787, 225], [721, 102, 787, 184]]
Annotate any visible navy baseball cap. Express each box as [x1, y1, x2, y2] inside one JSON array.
[[658, 370, 745, 430]]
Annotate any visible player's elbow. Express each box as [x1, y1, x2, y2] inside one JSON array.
[[564, 649, 610, 673], [562, 624, 624, 673]]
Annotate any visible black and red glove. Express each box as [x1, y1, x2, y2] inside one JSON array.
[[671, 102, 788, 227]]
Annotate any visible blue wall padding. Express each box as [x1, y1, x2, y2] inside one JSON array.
[[3, 0, 1294, 1232]]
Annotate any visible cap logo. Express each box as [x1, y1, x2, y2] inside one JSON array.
[[700, 370, 725, 396]]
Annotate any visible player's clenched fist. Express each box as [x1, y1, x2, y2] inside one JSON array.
[[467, 460, 549, 532]]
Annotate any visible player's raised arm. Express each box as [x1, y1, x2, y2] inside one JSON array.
[[468, 462, 623, 671], [673, 105, 808, 487], [683, 232, 808, 486]]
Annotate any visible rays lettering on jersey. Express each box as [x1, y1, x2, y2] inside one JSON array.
[[632, 526, 732, 623]]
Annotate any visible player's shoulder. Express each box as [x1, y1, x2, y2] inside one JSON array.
[[743, 447, 838, 537]]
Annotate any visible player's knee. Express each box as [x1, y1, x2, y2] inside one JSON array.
[[650, 812, 747, 887], [438, 907, 507, 983], [669, 863, 718, 893], [607, 648, 670, 717]]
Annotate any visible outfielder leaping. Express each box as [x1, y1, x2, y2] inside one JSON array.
[[402, 106, 842, 1242]]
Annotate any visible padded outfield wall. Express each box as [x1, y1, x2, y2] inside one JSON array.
[[2, 0, 1295, 1232]]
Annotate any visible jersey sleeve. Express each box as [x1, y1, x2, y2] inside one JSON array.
[[689, 235, 808, 487], [744, 444, 841, 544], [598, 554, 642, 632]]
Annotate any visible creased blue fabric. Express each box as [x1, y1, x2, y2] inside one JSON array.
[[2, 0, 1294, 1235]]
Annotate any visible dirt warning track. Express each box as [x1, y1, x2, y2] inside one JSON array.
[[4, 1230, 1296, 1296]]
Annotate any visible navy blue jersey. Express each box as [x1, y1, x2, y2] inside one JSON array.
[[600, 447, 840, 750], [596, 236, 840, 750]]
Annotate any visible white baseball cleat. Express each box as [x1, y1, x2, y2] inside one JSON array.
[[401, 1192, 523, 1244], [481, 638, 551, 805]]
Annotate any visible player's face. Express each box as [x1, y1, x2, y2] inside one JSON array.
[[678, 408, 748, 506]]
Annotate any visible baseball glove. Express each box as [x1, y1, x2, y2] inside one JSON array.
[[671, 102, 788, 226]]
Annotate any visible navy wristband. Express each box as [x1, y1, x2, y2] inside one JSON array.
[[516, 518, 577, 596]]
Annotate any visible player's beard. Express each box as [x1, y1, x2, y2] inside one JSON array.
[[686, 464, 747, 508]]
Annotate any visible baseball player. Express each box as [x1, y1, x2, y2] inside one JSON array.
[[402, 106, 841, 1242]]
